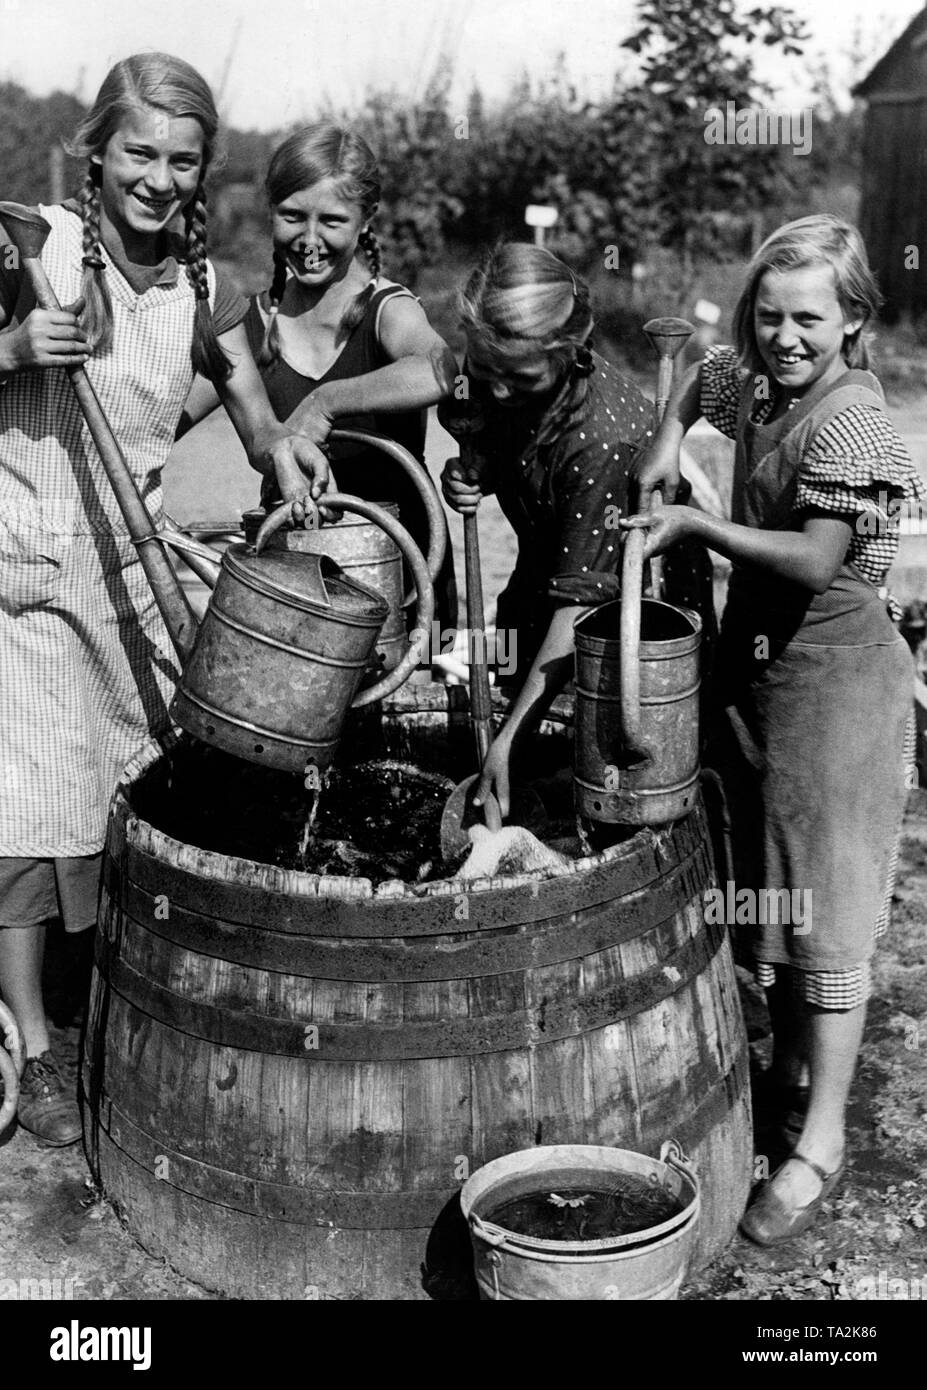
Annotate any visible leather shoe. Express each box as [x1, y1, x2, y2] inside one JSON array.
[[17, 1051, 81, 1147], [739, 1152, 843, 1246]]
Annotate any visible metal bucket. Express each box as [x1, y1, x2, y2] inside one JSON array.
[[574, 528, 702, 826], [461, 1141, 700, 1301], [170, 547, 388, 774]]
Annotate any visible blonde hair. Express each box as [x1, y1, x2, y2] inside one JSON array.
[[66, 52, 231, 382], [459, 242, 593, 376], [733, 215, 882, 373], [259, 124, 382, 367]]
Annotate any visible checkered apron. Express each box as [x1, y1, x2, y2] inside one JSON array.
[[0, 204, 215, 855]]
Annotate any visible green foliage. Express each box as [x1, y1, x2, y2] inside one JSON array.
[[616, 0, 810, 259], [0, 3, 870, 299], [320, 64, 463, 287], [0, 83, 85, 203]]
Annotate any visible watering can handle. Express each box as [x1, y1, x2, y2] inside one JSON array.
[[648, 489, 665, 602], [620, 525, 650, 759], [328, 430, 448, 592], [255, 495, 435, 709]]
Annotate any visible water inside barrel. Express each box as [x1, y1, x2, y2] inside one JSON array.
[[136, 735, 589, 886]]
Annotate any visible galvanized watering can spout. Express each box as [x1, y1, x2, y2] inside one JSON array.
[[156, 527, 224, 590]]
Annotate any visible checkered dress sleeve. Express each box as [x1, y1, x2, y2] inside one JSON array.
[[797, 403, 927, 588], [699, 345, 745, 438]]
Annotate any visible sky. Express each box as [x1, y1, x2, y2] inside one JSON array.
[[0, 0, 923, 130]]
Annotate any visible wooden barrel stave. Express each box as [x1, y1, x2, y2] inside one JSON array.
[[85, 730, 752, 1300]]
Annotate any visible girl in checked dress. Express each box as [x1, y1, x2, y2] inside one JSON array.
[[631, 215, 923, 1243]]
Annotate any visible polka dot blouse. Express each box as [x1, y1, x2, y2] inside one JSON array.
[[701, 345, 926, 589], [480, 354, 654, 605]]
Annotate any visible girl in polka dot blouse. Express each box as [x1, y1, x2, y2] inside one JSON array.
[[440, 242, 654, 815], [628, 215, 924, 1247]]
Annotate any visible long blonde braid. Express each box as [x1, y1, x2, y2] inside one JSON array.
[[76, 171, 113, 353], [184, 180, 232, 382]]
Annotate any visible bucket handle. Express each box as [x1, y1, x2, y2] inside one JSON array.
[[659, 1139, 698, 1189], [255, 494, 435, 709], [469, 1212, 507, 1300]]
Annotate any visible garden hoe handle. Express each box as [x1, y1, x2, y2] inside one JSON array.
[[463, 497, 503, 833], [441, 402, 502, 831], [0, 202, 197, 661], [643, 316, 695, 602]]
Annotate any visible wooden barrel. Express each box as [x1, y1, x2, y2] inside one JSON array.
[[83, 694, 752, 1300]]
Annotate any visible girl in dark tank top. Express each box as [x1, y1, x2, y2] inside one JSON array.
[[249, 124, 457, 625]]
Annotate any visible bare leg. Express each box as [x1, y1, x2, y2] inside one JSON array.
[[764, 1001, 864, 1205], [765, 970, 810, 1088], [0, 922, 50, 1057]]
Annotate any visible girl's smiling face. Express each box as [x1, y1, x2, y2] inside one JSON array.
[[94, 105, 204, 256], [754, 263, 863, 397], [272, 177, 366, 289], [465, 342, 562, 408]]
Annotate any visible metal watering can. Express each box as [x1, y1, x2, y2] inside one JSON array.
[[239, 430, 449, 676], [573, 317, 702, 827], [573, 527, 702, 826], [163, 492, 435, 775], [0, 201, 436, 780]]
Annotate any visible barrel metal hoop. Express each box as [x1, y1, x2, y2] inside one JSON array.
[[90, 1103, 453, 1230], [205, 605, 376, 669], [84, 1032, 748, 1230], [119, 801, 710, 933], [118, 840, 714, 982], [94, 912, 726, 1060]]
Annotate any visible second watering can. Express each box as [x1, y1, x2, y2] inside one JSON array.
[[573, 527, 702, 827]]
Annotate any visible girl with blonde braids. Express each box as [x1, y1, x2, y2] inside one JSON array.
[[0, 53, 328, 1146], [181, 123, 458, 627]]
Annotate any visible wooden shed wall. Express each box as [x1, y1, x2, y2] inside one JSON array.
[[859, 98, 927, 318]]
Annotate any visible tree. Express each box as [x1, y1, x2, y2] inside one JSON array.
[[615, 0, 809, 261]]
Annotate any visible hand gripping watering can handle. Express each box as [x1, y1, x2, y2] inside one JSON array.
[[254, 494, 435, 708]]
